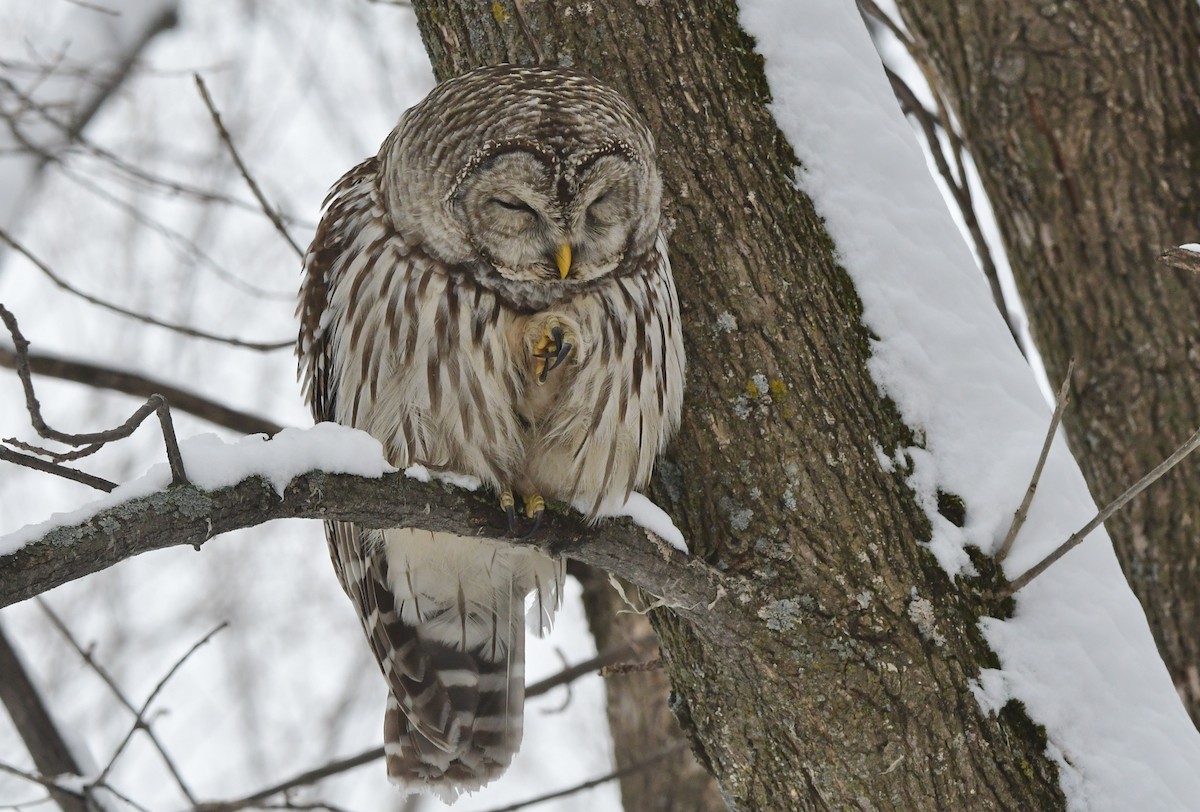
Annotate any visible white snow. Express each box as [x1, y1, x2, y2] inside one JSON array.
[[739, 1, 1200, 809], [404, 463, 482, 491], [0, 424, 393, 556], [593, 492, 688, 553], [1180, 243, 1199, 252]]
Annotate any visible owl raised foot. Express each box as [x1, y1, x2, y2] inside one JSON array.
[[526, 316, 578, 384]]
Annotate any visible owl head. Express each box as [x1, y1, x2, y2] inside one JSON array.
[[380, 65, 663, 302]]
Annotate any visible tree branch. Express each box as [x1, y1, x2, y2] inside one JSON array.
[[37, 598, 199, 805], [1158, 245, 1200, 274], [995, 358, 1073, 562], [0, 343, 284, 437], [476, 743, 688, 812], [191, 635, 663, 811], [0, 623, 90, 812], [192, 75, 305, 260], [0, 231, 293, 351], [1007, 422, 1200, 593], [0, 303, 188, 486], [0, 469, 731, 621]]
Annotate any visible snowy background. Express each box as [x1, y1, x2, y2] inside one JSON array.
[[3, 1, 1199, 810]]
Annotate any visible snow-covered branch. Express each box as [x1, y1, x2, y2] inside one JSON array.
[[0, 460, 722, 619]]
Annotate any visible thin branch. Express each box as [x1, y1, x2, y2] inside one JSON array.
[[995, 359, 1074, 562], [93, 623, 228, 791], [880, 68, 1017, 350], [1007, 423, 1200, 594], [857, 0, 915, 51], [191, 635, 672, 811], [0, 75, 309, 226], [476, 743, 688, 812], [193, 75, 305, 260], [0, 624, 90, 812], [0, 343, 284, 436], [861, 0, 1024, 353], [192, 749, 380, 812], [36, 599, 198, 805], [4, 436, 105, 464], [0, 231, 293, 351], [601, 657, 662, 677], [57, 163, 295, 302], [0, 303, 188, 485], [1158, 245, 1200, 274], [0, 445, 117, 492], [525, 634, 656, 697]]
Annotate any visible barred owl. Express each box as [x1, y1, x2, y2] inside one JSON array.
[[297, 65, 685, 799]]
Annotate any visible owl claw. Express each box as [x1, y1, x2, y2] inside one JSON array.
[[532, 323, 575, 383], [522, 494, 545, 538], [500, 488, 517, 535], [522, 508, 544, 538]]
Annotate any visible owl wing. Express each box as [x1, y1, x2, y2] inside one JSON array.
[[297, 156, 477, 753]]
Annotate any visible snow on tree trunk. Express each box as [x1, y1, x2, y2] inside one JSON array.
[[893, 0, 1200, 723]]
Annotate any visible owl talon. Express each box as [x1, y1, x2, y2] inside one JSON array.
[[522, 508, 544, 538], [532, 322, 576, 383], [500, 488, 517, 535], [522, 494, 545, 538]]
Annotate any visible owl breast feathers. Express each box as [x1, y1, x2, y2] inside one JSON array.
[[297, 64, 685, 800]]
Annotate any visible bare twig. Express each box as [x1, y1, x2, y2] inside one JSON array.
[[192, 636, 667, 811], [193, 75, 305, 259], [36, 599, 199, 805], [857, 0, 915, 50], [601, 657, 662, 677], [0, 342, 284, 437], [883, 67, 1017, 347], [0, 231, 293, 351], [526, 634, 656, 697], [93, 623, 228, 791], [58, 163, 295, 301], [1007, 423, 1200, 594], [0, 75, 307, 226], [0, 303, 188, 485], [476, 743, 689, 812], [193, 749, 380, 812], [0, 445, 117, 492], [1158, 245, 1200, 274], [995, 359, 1074, 562], [0, 623, 90, 812]]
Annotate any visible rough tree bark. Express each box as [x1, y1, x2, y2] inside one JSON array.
[[892, 0, 1200, 722], [405, 1, 1065, 808]]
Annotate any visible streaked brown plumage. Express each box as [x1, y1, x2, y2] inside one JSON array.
[[297, 64, 684, 800]]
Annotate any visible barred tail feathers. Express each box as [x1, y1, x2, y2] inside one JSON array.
[[377, 528, 563, 799]]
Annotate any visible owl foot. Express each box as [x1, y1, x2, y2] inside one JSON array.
[[498, 488, 545, 536], [531, 321, 575, 384]]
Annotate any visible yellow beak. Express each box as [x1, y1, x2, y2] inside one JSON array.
[[555, 243, 572, 279]]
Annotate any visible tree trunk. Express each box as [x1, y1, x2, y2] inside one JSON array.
[[406, 1, 1065, 808], [893, 0, 1200, 722], [575, 567, 726, 811]]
